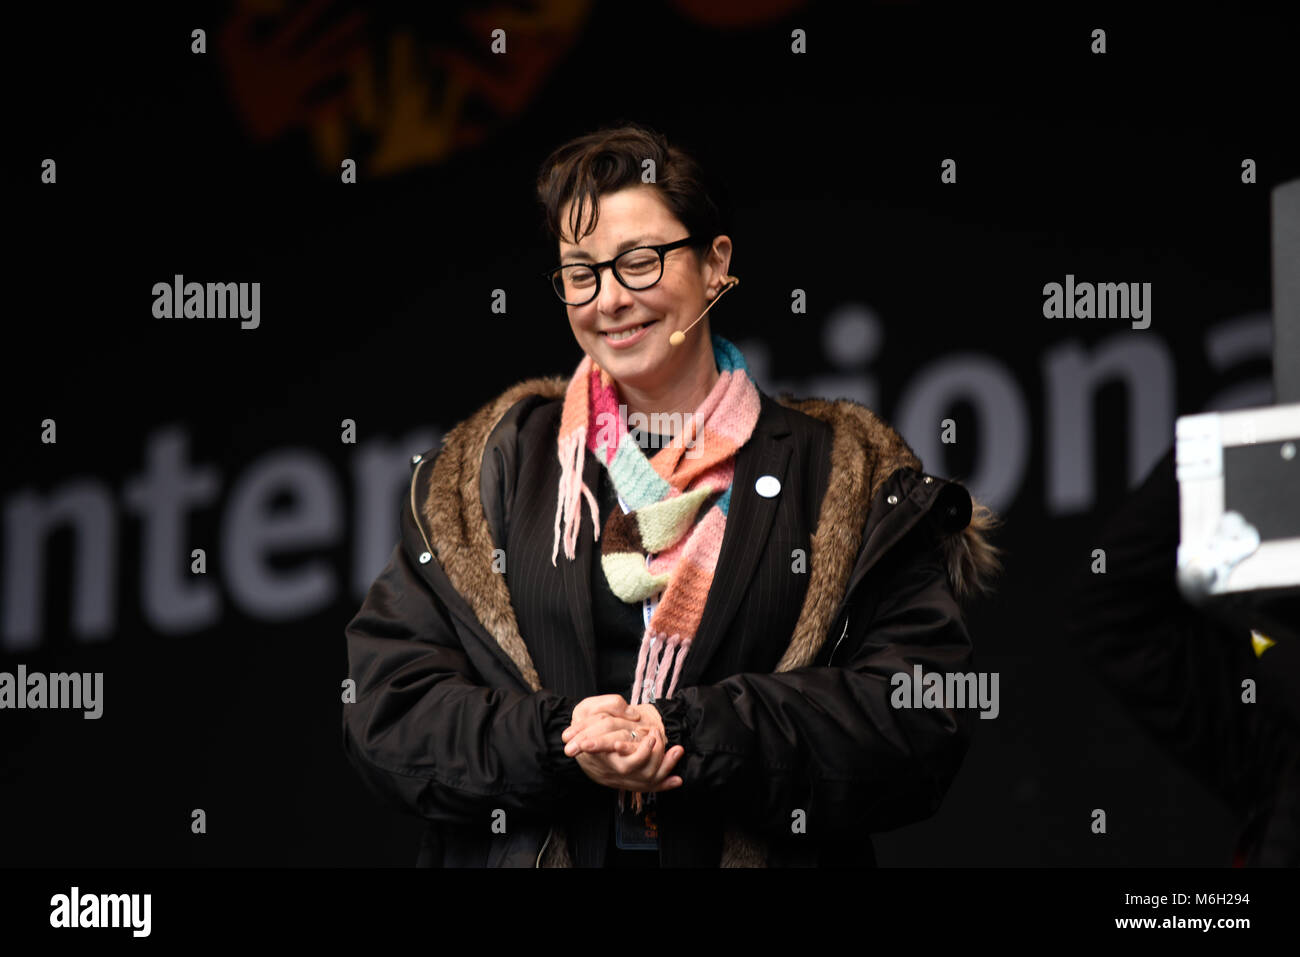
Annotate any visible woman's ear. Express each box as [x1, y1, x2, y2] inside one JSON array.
[[709, 235, 733, 290]]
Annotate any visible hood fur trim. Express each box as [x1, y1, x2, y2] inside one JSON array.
[[768, 395, 1001, 669], [942, 498, 1003, 600], [422, 376, 569, 692]]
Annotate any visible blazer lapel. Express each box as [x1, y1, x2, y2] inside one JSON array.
[[555, 446, 602, 698], [675, 392, 793, 689]]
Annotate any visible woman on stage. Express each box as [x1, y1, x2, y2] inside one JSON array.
[[343, 122, 1001, 866]]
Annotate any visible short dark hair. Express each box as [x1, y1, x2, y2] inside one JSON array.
[[536, 121, 724, 255]]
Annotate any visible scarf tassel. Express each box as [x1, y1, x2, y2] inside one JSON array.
[[631, 632, 664, 707], [630, 631, 691, 706], [623, 631, 692, 816], [552, 427, 601, 565]]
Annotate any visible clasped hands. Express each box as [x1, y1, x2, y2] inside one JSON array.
[[561, 694, 684, 793]]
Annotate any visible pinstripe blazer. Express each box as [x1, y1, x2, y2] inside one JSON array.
[[343, 375, 1000, 867]]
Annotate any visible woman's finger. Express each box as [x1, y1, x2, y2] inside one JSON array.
[[566, 728, 639, 757], [600, 722, 655, 780], [627, 737, 676, 788], [563, 714, 610, 750], [562, 709, 623, 742], [570, 715, 658, 752], [608, 727, 658, 776], [649, 746, 685, 788], [568, 715, 625, 748], [616, 741, 683, 793], [563, 716, 645, 755]]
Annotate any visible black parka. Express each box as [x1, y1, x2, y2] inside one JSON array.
[[342, 375, 1000, 866]]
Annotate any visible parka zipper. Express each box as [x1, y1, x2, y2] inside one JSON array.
[[822, 474, 942, 665]]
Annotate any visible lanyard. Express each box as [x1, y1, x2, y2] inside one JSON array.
[[616, 492, 662, 646]]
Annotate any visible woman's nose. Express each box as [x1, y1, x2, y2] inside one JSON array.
[[595, 264, 635, 313]]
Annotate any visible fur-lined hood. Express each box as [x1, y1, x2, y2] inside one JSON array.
[[408, 375, 1002, 867]]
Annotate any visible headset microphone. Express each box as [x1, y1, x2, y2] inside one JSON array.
[[669, 275, 740, 346]]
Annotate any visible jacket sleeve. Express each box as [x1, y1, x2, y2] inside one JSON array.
[[656, 527, 976, 843], [342, 539, 593, 824]]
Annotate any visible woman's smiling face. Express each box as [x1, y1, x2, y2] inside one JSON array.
[[558, 184, 716, 392]]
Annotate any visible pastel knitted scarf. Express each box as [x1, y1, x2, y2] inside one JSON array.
[[552, 333, 761, 708]]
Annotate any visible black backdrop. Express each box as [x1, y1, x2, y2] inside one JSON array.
[[4, 1, 1295, 866]]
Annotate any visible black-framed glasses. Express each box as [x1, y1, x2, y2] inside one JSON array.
[[544, 236, 704, 306]]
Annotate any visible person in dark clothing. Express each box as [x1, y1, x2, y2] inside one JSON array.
[[341, 122, 1002, 866], [1061, 445, 1300, 865]]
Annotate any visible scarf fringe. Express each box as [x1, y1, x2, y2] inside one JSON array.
[[551, 427, 600, 565], [624, 630, 693, 813], [630, 634, 658, 707], [653, 634, 681, 700], [630, 631, 692, 706]]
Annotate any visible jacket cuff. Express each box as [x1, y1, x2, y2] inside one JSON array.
[[656, 694, 694, 756], [544, 695, 591, 790]]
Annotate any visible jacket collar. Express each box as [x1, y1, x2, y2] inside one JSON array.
[[415, 375, 1000, 695]]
